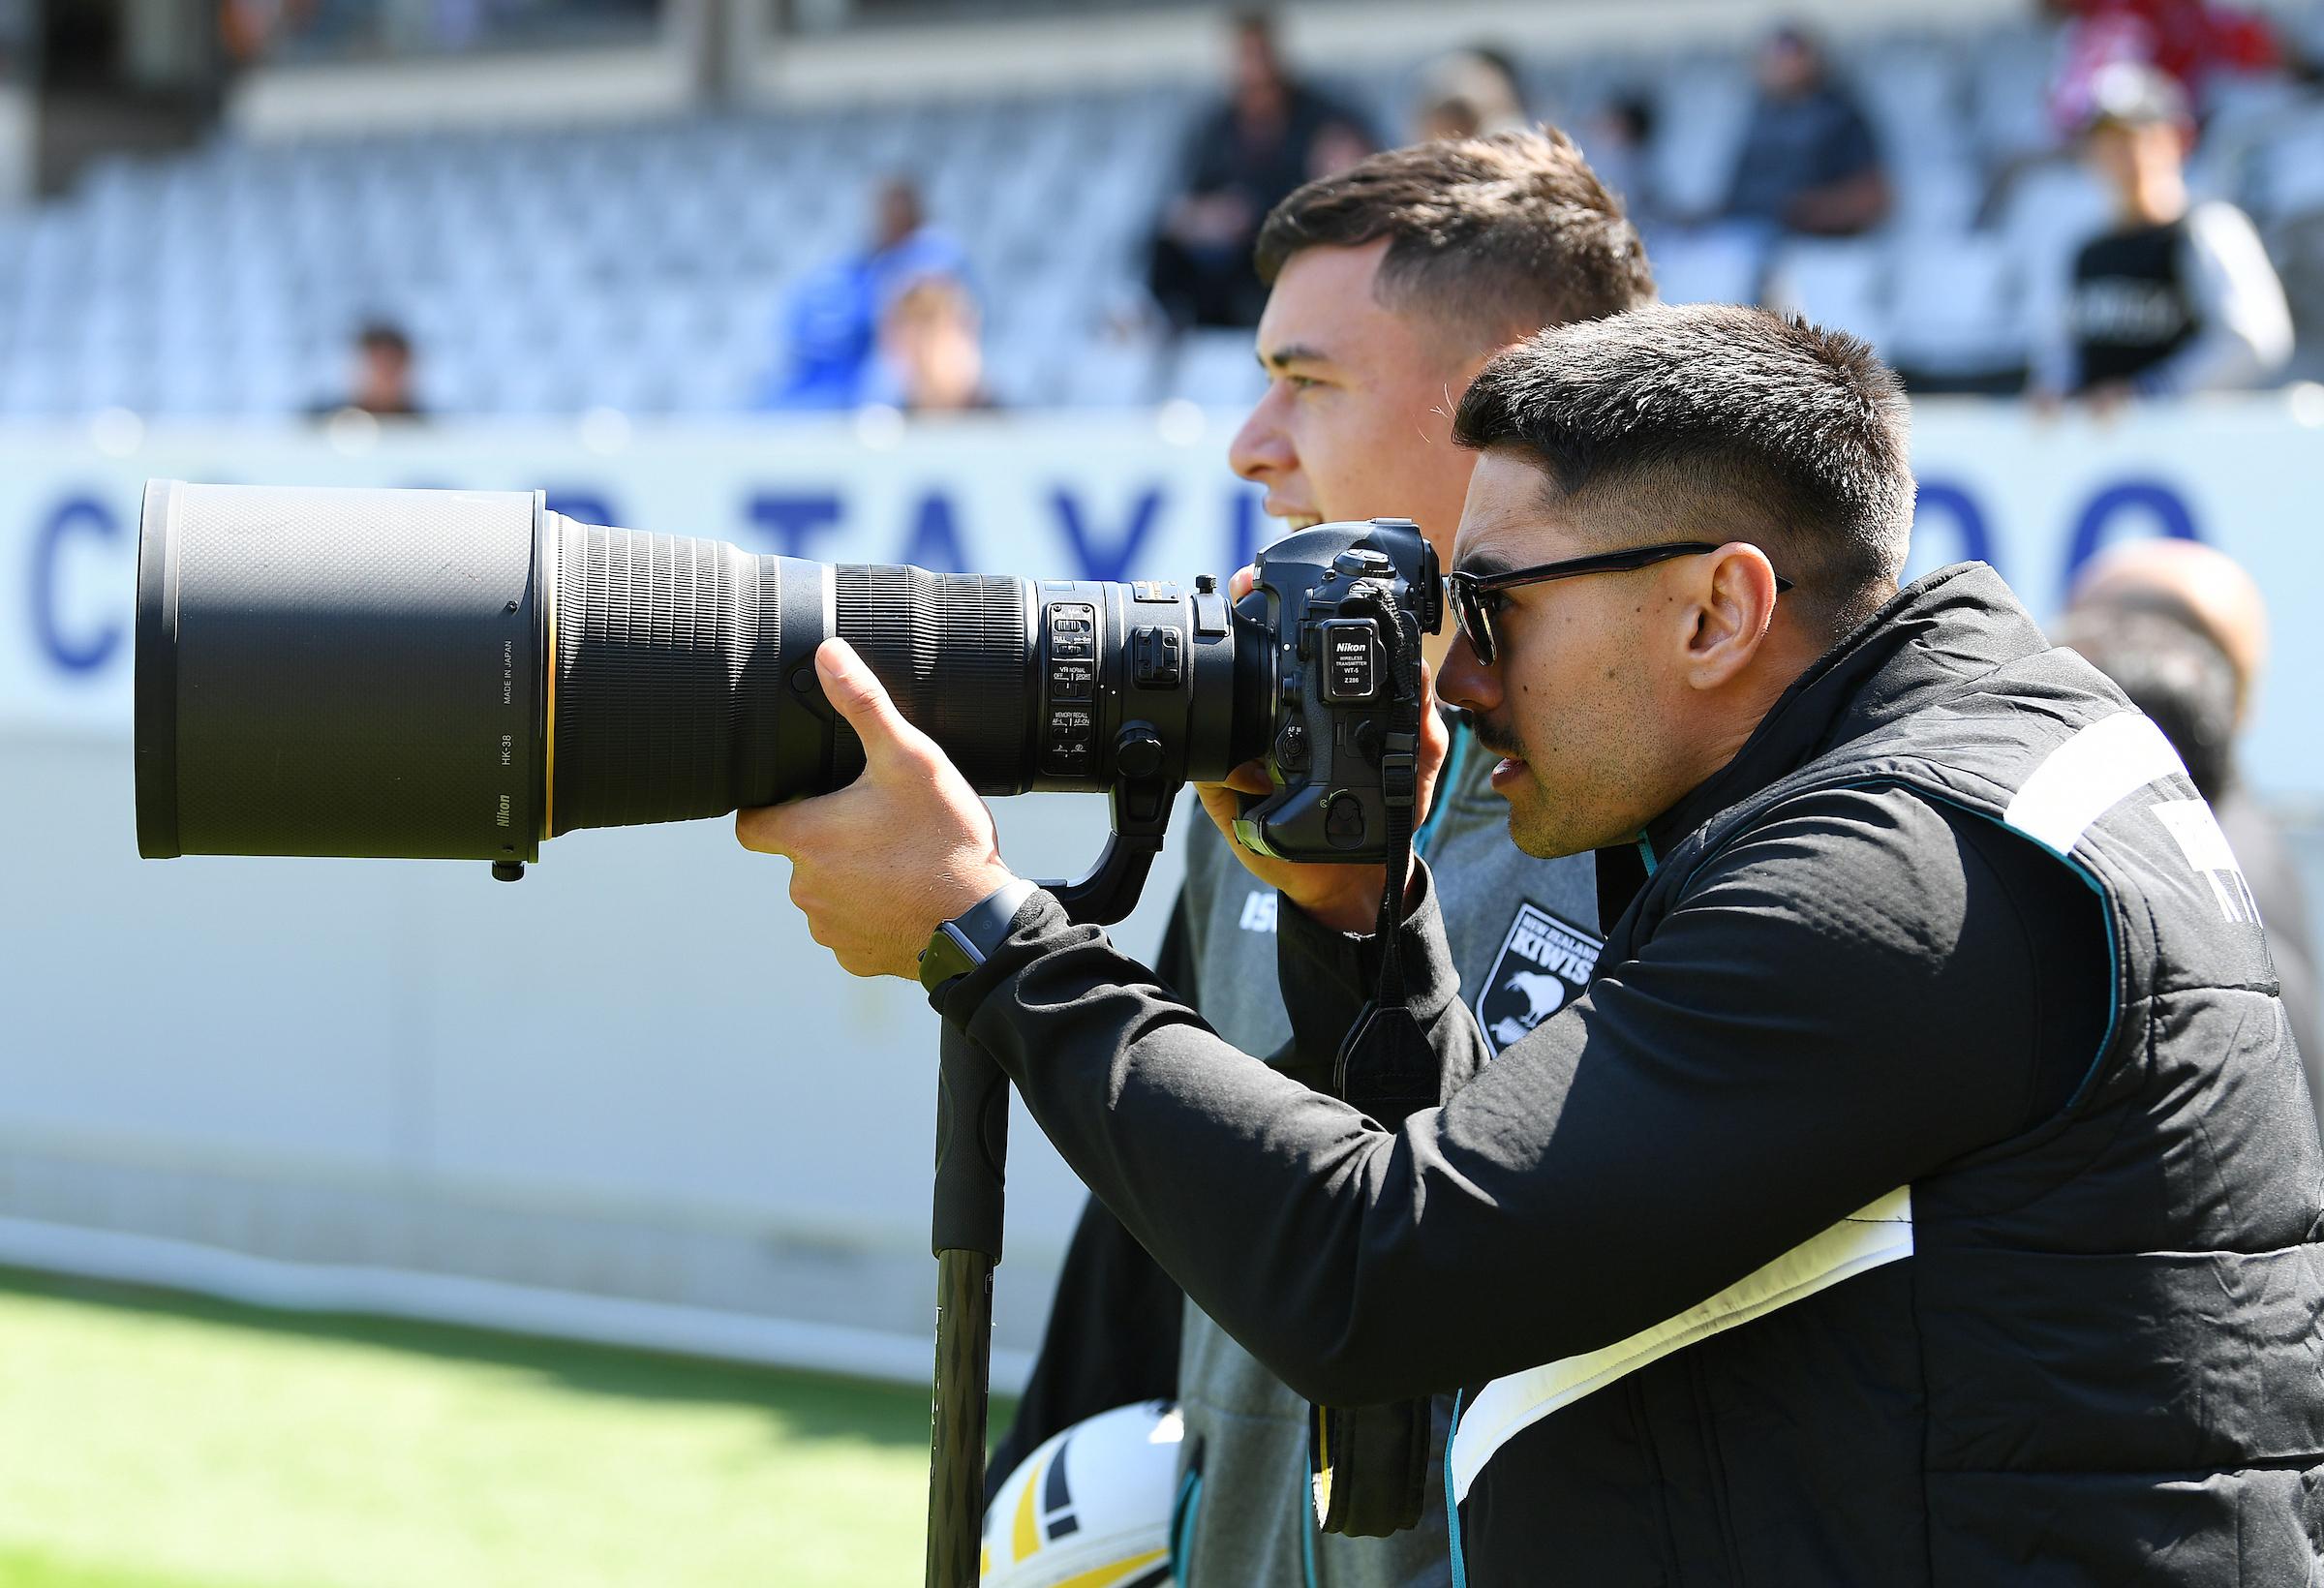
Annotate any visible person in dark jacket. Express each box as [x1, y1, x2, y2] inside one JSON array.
[[1147, 12, 1373, 330], [997, 128, 1656, 1588], [742, 303, 2323, 1584], [1721, 26, 1889, 236]]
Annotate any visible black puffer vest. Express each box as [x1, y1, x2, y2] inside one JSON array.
[[1449, 564, 2324, 1586]]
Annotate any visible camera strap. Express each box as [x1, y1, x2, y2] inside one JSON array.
[[1330, 587, 1434, 1124], [1311, 585, 1438, 1542]]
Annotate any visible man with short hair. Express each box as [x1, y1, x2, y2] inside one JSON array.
[[313, 321, 425, 421], [745, 302, 2324, 1582], [996, 128, 1654, 1586]]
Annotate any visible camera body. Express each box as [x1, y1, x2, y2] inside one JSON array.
[[1234, 517, 1441, 863]]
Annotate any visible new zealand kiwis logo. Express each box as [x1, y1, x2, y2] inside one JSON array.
[[1476, 901, 1600, 1054]]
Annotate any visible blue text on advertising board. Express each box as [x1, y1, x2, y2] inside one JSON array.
[[27, 475, 2200, 679]]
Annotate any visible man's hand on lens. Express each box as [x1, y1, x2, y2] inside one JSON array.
[[1191, 567, 1452, 937], [735, 637, 1017, 980]]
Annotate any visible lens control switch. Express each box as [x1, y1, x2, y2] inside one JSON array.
[[1044, 696, 1097, 777], [1047, 602, 1097, 663]]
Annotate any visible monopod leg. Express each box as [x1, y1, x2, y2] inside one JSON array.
[[926, 1023, 1009, 1588]]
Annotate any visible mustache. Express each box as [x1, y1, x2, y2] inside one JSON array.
[[1467, 711, 1527, 764]]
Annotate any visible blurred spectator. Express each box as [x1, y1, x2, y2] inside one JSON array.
[[225, 0, 659, 61], [756, 176, 969, 412], [313, 321, 425, 419], [2057, 602, 2240, 799], [1147, 12, 1374, 330], [2050, 0, 2284, 132], [2031, 63, 2293, 404], [2057, 537, 2319, 1103], [220, 0, 317, 63], [877, 277, 995, 414], [1411, 46, 1529, 143], [1306, 120, 1374, 183], [1722, 24, 1890, 236]]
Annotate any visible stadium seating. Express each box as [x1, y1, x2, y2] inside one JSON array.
[[1885, 234, 2035, 390], [3, 14, 2318, 416], [1764, 238, 1893, 353]]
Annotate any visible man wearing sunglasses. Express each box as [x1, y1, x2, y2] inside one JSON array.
[[985, 129, 1655, 1588], [746, 302, 2321, 1583]]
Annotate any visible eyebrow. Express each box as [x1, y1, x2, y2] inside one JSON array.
[[1452, 544, 1522, 579], [1257, 341, 1334, 373]]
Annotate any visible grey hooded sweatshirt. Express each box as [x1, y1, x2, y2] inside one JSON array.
[[1171, 724, 1599, 1588]]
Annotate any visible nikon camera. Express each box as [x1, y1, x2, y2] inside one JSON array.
[[134, 482, 1439, 894]]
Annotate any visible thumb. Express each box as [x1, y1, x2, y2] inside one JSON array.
[[816, 638, 927, 768]]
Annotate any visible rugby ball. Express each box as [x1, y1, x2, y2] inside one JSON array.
[[981, 1399, 1181, 1586]]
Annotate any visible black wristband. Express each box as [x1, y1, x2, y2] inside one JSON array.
[[917, 878, 1041, 998]]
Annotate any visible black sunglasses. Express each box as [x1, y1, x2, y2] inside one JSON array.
[[1445, 541, 1795, 665]]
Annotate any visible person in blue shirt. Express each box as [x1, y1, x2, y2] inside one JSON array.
[[757, 177, 970, 411]]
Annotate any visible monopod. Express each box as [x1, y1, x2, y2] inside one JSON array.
[[921, 779, 1177, 1588]]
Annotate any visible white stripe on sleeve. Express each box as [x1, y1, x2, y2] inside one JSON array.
[[1448, 1187, 1913, 1505], [2002, 712, 2186, 855]]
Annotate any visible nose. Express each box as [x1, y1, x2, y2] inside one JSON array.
[[1436, 627, 1500, 717], [1229, 383, 1294, 484]]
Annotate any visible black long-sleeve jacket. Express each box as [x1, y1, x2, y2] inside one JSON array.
[[937, 565, 2322, 1583], [947, 804, 2097, 1407]]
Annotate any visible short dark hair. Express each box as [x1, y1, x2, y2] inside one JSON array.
[[2053, 605, 2238, 798], [1253, 127, 1654, 350], [1452, 302, 1914, 634], [357, 321, 413, 360]]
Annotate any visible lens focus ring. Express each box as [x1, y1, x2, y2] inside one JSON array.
[[833, 566, 1028, 795]]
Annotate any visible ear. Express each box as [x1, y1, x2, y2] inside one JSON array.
[[1681, 542, 1783, 690]]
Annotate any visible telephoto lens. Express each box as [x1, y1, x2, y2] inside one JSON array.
[[134, 481, 1274, 870]]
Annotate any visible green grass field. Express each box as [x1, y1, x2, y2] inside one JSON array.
[[0, 1267, 984, 1588]]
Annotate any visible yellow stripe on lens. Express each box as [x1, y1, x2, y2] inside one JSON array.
[[541, 519, 558, 840]]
